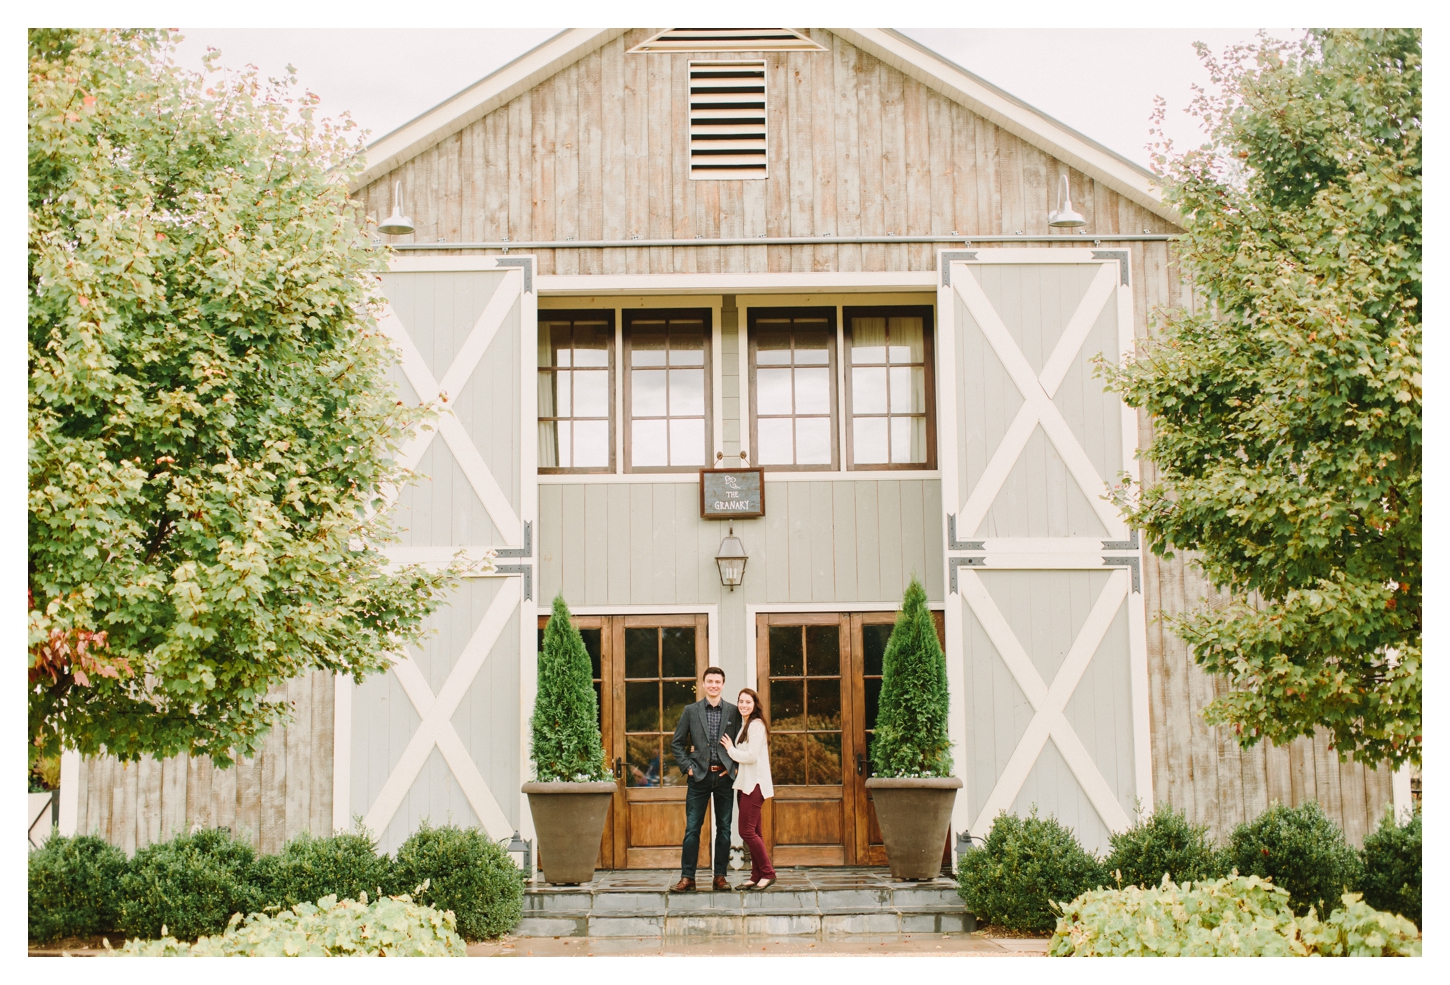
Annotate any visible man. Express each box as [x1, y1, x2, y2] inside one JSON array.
[[670, 666, 743, 891]]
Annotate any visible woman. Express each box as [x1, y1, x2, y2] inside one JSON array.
[[719, 687, 775, 890]]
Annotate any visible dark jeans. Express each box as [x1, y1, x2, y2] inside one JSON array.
[[681, 769, 735, 879], [737, 786, 775, 882]]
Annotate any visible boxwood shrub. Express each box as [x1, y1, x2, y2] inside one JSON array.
[[255, 831, 392, 911], [1358, 807, 1421, 927], [28, 833, 128, 942], [957, 809, 1104, 932], [117, 828, 264, 940], [390, 822, 524, 940], [1225, 801, 1361, 916], [1103, 802, 1224, 888]]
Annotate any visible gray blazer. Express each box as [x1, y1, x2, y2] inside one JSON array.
[[671, 699, 742, 780]]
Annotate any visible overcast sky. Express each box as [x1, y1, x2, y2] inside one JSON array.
[[171, 28, 1300, 171]]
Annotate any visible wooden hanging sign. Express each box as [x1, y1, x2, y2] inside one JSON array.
[[699, 468, 765, 519]]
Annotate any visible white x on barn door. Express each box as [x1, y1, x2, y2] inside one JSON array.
[[333, 257, 538, 852], [936, 249, 1151, 854]]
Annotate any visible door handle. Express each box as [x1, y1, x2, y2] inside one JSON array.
[[856, 753, 865, 776], [613, 757, 623, 779]]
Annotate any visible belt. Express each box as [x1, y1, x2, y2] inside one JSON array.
[[708, 765, 726, 773]]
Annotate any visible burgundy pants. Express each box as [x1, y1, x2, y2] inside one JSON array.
[[736, 786, 776, 882]]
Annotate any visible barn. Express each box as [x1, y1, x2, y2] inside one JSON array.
[[62, 28, 1406, 871]]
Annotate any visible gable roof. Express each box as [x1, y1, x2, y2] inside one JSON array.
[[354, 28, 1180, 226]]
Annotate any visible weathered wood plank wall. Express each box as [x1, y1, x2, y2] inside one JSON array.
[[357, 29, 1177, 274], [73, 671, 334, 855]]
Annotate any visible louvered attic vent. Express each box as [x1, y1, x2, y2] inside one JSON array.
[[689, 61, 768, 180], [629, 28, 825, 53]]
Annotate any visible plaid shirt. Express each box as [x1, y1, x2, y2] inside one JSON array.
[[705, 702, 723, 766]]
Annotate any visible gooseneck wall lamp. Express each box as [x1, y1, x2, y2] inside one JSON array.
[[1047, 175, 1087, 228], [378, 181, 416, 236]]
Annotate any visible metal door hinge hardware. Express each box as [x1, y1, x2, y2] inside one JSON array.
[[1101, 530, 1138, 551], [948, 555, 986, 593], [495, 256, 533, 293], [947, 514, 985, 552], [939, 251, 979, 287], [496, 521, 532, 559], [1102, 556, 1140, 593], [496, 563, 533, 600], [1091, 250, 1130, 286]]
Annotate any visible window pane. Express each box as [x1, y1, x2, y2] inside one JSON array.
[[851, 317, 887, 363], [669, 418, 706, 466], [538, 422, 560, 467], [661, 750, 687, 787], [794, 367, 831, 414], [578, 629, 603, 679], [888, 317, 925, 362], [852, 367, 888, 415], [574, 370, 609, 417], [770, 733, 806, 785], [769, 626, 804, 676], [537, 372, 557, 417], [771, 680, 805, 730], [756, 418, 793, 464], [756, 368, 793, 415], [793, 333, 831, 364], [807, 732, 842, 785], [631, 332, 667, 366], [557, 420, 574, 467], [806, 679, 841, 730], [756, 334, 791, 365], [795, 418, 832, 465], [632, 370, 667, 416], [864, 677, 882, 730], [890, 416, 926, 465], [625, 627, 658, 678], [573, 324, 610, 366], [539, 329, 559, 368], [805, 625, 840, 677], [888, 366, 913, 414], [573, 420, 609, 467], [862, 625, 891, 676], [669, 368, 705, 416], [626, 735, 661, 787], [555, 372, 572, 416], [632, 420, 668, 466], [662, 681, 696, 733], [669, 332, 705, 365], [661, 627, 696, 678], [625, 681, 660, 732], [853, 417, 889, 464]]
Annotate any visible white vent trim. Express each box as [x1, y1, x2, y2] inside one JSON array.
[[688, 60, 768, 181], [629, 28, 825, 54]]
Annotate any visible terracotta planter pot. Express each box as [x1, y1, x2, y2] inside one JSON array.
[[864, 776, 962, 880], [522, 780, 616, 885]]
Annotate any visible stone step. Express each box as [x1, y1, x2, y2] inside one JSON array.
[[513, 868, 974, 939]]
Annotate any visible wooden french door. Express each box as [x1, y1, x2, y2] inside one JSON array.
[[756, 611, 946, 866], [536, 613, 710, 870]]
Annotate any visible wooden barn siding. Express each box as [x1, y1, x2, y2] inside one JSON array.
[[357, 29, 1176, 274], [73, 671, 334, 855]]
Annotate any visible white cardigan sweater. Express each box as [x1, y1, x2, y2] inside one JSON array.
[[729, 719, 774, 799]]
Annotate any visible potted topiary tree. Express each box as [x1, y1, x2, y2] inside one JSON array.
[[865, 577, 962, 880], [521, 595, 615, 885]]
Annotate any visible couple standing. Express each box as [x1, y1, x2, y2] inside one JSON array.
[[669, 666, 776, 891]]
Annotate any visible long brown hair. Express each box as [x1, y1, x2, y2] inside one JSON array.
[[736, 688, 769, 741]]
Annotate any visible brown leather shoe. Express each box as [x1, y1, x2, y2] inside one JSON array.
[[671, 877, 696, 892], [713, 876, 731, 891]]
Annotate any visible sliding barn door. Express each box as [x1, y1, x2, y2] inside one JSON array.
[[936, 249, 1151, 855], [335, 257, 538, 854]]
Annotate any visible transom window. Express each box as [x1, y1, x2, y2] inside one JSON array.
[[624, 310, 712, 471], [538, 312, 614, 473], [748, 309, 838, 470], [844, 307, 936, 469]]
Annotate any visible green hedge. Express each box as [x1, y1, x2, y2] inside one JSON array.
[[28, 834, 127, 942], [254, 831, 391, 912], [1049, 876, 1420, 956], [1225, 801, 1361, 916], [956, 809, 1104, 932], [116, 828, 264, 940], [391, 822, 524, 941], [1103, 802, 1224, 888], [1358, 807, 1420, 927]]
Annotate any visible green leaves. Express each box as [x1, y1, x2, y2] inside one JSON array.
[[28, 30, 452, 766], [1110, 30, 1421, 767], [870, 578, 953, 778], [957, 808, 1104, 932], [530, 595, 610, 782]]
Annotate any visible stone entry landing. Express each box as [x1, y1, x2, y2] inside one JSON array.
[[516, 868, 974, 939]]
